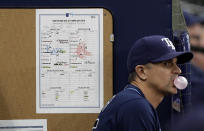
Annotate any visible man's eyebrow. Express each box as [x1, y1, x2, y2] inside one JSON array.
[[162, 58, 177, 63], [166, 58, 178, 63]]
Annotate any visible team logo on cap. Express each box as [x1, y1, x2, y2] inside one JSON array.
[[161, 38, 175, 50]]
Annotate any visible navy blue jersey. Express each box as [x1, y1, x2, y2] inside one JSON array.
[[92, 84, 161, 131]]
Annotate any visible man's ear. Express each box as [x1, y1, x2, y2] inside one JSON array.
[[135, 65, 147, 80]]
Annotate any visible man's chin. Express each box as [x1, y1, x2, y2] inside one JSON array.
[[170, 86, 178, 95], [164, 87, 178, 95]]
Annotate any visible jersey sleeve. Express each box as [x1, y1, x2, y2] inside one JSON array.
[[116, 99, 160, 131]]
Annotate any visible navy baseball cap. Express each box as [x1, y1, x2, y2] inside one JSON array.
[[183, 11, 201, 27], [127, 35, 193, 73]]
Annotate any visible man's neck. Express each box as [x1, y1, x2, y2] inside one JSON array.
[[131, 81, 164, 109]]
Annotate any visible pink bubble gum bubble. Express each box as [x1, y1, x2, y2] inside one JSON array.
[[174, 76, 188, 90]]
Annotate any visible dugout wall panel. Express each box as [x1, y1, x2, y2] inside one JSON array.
[[0, 8, 113, 131]]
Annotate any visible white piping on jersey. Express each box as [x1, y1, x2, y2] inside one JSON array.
[[125, 87, 142, 96]]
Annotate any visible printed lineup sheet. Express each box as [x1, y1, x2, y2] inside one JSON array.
[[36, 9, 104, 113], [0, 119, 47, 131]]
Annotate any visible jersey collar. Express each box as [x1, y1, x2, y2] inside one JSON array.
[[125, 84, 145, 98]]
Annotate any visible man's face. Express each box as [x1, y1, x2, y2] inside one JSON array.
[[189, 24, 204, 70], [145, 58, 181, 95]]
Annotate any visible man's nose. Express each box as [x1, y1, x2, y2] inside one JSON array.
[[174, 64, 182, 74]]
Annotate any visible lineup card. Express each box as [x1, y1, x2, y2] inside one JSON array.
[[36, 9, 103, 113]]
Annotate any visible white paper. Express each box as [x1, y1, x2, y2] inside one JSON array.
[[36, 9, 104, 113], [0, 119, 47, 131]]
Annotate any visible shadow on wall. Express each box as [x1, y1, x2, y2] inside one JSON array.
[[0, 77, 11, 119]]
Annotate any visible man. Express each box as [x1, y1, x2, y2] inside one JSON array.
[[183, 11, 204, 70], [92, 35, 193, 131], [183, 11, 204, 106]]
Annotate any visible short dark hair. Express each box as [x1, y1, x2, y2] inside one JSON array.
[[128, 72, 137, 83]]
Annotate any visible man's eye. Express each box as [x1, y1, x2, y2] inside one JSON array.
[[190, 35, 200, 41], [163, 62, 172, 67]]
